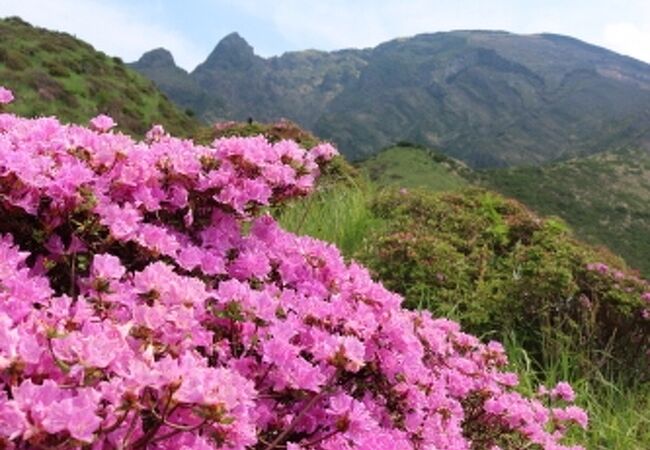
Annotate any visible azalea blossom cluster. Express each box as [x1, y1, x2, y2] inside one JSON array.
[[0, 87, 13, 105], [585, 262, 650, 321], [0, 88, 586, 449]]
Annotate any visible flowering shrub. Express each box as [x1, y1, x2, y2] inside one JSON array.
[[209, 119, 320, 150], [0, 88, 587, 449]]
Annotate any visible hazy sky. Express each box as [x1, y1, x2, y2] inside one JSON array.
[[3, 0, 650, 70]]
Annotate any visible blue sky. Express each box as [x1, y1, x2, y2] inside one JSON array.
[[3, 0, 650, 70]]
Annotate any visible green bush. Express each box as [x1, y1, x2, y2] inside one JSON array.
[[0, 48, 29, 71], [358, 188, 650, 379], [43, 59, 69, 77]]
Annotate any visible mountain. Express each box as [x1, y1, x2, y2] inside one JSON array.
[[129, 48, 228, 123], [0, 17, 198, 137], [131, 30, 650, 167], [481, 145, 650, 276], [133, 33, 370, 130]]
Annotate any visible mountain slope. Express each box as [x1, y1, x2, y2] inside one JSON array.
[[133, 32, 370, 129], [132, 30, 650, 167], [481, 146, 650, 276], [358, 144, 469, 191], [356, 143, 650, 277], [0, 17, 197, 137]]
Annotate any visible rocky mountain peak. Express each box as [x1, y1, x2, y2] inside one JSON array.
[[200, 32, 259, 70], [134, 48, 178, 69]]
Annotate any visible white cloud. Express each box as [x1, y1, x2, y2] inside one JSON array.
[[3, 0, 649, 67], [230, 0, 518, 51], [603, 22, 650, 62], [1, 0, 205, 70], [227, 0, 650, 63]]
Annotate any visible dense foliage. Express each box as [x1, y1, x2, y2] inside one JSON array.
[[203, 119, 321, 149], [359, 188, 650, 379], [481, 147, 650, 277], [0, 89, 589, 449]]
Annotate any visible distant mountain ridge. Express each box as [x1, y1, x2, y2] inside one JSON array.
[[131, 30, 650, 167]]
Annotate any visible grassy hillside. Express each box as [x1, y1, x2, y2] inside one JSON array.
[[482, 147, 650, 276], [0, 17, 198, 137], [279, 145, 650, 380], [358, 144, 469, 191], [358, 144, 650, 277]]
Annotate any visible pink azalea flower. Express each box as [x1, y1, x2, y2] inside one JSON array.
[[551, 381, 576, 402], [89, 114, 116, 132], [0, 86, 14, 104], [92, 254, 126, 280], [146, 124, 166, 142]]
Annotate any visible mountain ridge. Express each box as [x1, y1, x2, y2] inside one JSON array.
[[130, 29, 650, 167], [199, 32, 260, 71]]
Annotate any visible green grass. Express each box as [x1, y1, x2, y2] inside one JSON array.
[[275, 181, 382, 257], [504, 334, 650, 450], [358, 144, 469, 191]]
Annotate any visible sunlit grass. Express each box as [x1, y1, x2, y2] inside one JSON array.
[[275, 180, 383, 257], [503, 333, 650, 450]]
